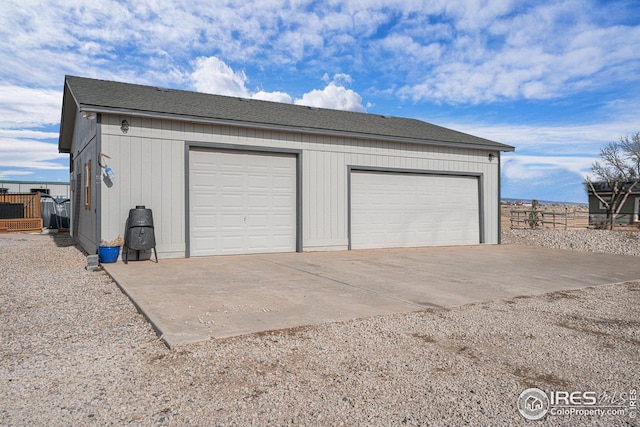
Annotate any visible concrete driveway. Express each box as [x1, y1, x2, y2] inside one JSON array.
[[102, 245, 640, 347]]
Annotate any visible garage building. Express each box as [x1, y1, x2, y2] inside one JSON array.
[[58, 76, 514, 258]]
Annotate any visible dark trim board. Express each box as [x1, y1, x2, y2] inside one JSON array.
[[184, 142, 303, 257], [96, 113, 102, 249], [347, 166, 485, 250]]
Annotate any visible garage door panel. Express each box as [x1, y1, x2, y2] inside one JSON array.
[[248, 214, 269, 227], [221, 171, 243, 179], [193, 237, 217, 252], [193, 194, 217, 208], [247, 174, 269, 187], [272, 212, 295, 225], [221, 160, 243, 170], [221, 194, 243, 208], [351, 171, 479, 250], [190, 149, 297, 256], [269, 233, 296, 247], [246, 193, 269, 207], [247, 236, 269, 250], [221, 235, 244, 253], [272, 194, 295, 208], [272, 175, 295, 188], [220, 213, 243, 228]]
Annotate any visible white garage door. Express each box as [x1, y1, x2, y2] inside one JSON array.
[[189, 149, 297, 256], [351, 171, 480, 249]]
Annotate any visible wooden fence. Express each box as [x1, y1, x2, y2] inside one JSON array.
[[0, 193, 43, 232], [510, 208, 587, 230]]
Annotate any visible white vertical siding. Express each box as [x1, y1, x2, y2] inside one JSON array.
[[101, 115, 185, 258], [98, 113, 501, 258]]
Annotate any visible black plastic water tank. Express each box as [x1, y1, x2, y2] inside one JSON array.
[[127, 205, 154, 229], [124, 205, 157, 263]]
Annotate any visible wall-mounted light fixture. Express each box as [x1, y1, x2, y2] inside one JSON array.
[[488, 153, 496, 162], [121, 120, 129, 134], [81, 111, 96, 120]]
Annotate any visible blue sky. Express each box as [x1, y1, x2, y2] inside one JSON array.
[[1, 0, 639, 203]]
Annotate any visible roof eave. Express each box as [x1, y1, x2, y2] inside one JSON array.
[[85, 105, 515, 152], [58, 78, 79, 154]]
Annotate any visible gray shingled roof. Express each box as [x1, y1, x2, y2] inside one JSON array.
[[59, 75, 514, 153], [588, 181, 640, 194]]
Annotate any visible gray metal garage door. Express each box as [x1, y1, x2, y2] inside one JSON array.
[[350, 171, 480, 249], [189, 149, 297, 256]]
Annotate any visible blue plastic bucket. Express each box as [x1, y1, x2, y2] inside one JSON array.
[[98, 246, 121, 263]]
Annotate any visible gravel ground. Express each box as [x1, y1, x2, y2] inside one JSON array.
[[502, 228, 640, 256], [1, 232, 639, 426]]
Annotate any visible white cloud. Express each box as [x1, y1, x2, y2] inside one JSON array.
[[0, 86, 61, 129], [453, 122, 610, 154], [441, 110, 640, 157], [500, 153, 595, 202], [295, 83, 366, 112], [187, 57, 365, 111], [294, 74, 366, 112], [0, 170, 34, 180], [274, 30, 325, 63], [190, 57, 251, 98], [498, 150, 595, 202], [0, 139, 67, 170], [0, 129, 59, 139], [458, 0, 516, 31], [252, 91, 293, 103], [1, 1, 638, 108], [330, 73, 352, 86], [390, 2, 640, 103], [501, 155, 594, 181]]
